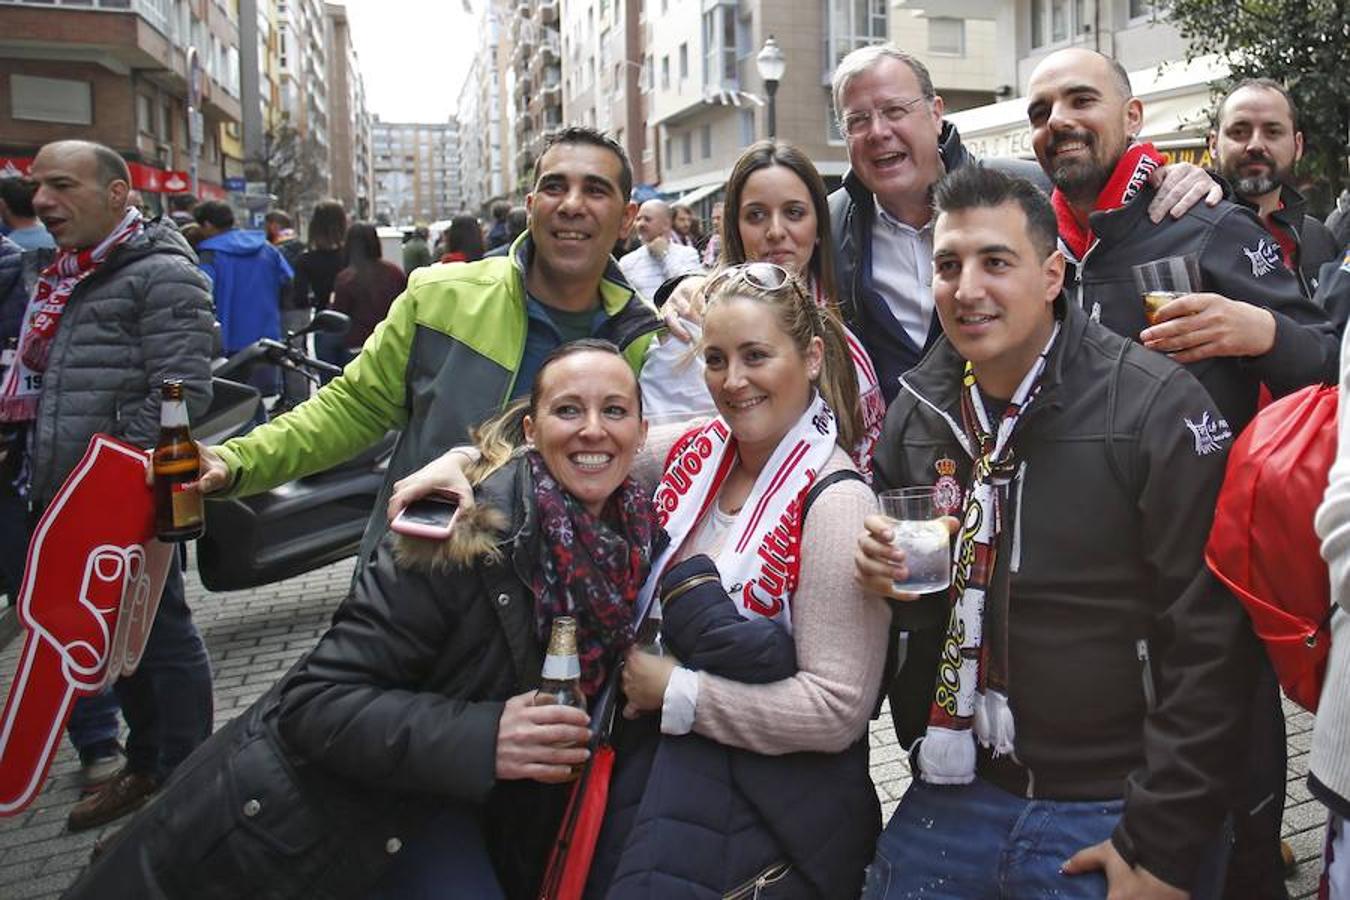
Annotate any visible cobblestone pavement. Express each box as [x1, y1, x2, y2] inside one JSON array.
[[0, 554, 1328, 899]]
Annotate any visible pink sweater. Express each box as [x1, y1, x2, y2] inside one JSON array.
[[639, 428, 891, 756]]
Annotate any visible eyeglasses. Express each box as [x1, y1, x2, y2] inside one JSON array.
[[704, 262, 807, 303], [840, 97, 929, 138]]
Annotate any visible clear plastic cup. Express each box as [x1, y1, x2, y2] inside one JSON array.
[[878, 487, 953, 594], [1131, 255, 1201, 326]]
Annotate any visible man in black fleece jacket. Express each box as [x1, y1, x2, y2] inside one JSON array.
[[857, 166, 1256, 899]]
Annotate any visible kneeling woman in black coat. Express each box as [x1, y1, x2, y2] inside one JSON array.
[[64, 339, 657, 900]]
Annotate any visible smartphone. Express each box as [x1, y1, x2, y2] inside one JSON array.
[[390, 494, 461, 540]]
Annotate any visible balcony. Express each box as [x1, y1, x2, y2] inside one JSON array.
[[539, 30, 560, 62]]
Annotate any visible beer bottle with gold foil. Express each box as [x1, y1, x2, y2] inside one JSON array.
[[533, 616, 586, 712], [153, 379, 205, 542]]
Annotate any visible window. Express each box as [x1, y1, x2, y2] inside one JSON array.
[[1030, 0, 1090, 47], [679, 43, 688, 79], [826, 94, 844, 143], [681, 131, 691, 164], [702, 3, 738, 86], [825, 0, 887, 75], [928, 17, 964, 55], [664, 135, 673, 166], [661, 55, 670, 89], [700, 123, 712, 158], [137, 94, 153, 134], [12, 75, 94, 125], [1128, 0, 1154, 17], [740, 109, 754, 146]]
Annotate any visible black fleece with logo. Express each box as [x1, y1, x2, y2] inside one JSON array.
[[875, 298, 1260, 891], [1064, 185, 1339, 434]]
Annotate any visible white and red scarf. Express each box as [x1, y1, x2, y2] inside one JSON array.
[[646, 391, 839, 632], [918, 325, 1059, 784], [0, 208, 144, 423], [808, 277, 885, 479], [1052, 142, 1163, 261]]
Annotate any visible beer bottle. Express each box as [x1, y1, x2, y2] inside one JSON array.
[[534, 615, 587, 778], [153, 379, 205, 542], [534, 616, 586, 712]]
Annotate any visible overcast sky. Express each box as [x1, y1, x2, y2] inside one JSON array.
[[343, 0, 478, 123]]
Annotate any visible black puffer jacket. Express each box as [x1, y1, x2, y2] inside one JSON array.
[[63, 459, 568, 900], [29, 220, 214, 506], [1068, 185, 1338, 434], [0, 236, 27, 342], [877, 298, 1259, 891]]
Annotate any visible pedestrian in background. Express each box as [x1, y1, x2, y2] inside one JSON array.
[[401, 225, 431, 274], [438, 214, 484, 264], [264, 209, 305, 269], [485, 200, 511, 249], [292, 200, 348, 378], [194, 199, 293, 399], [330, 222, 406, 363], [0, 177, 56, 253], [11, 140, 216, 832]]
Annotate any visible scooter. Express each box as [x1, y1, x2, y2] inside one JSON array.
[[193, 311, 396, 592]]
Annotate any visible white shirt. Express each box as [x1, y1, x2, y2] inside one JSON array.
[[871, 199, 935, 349], [618, 241, 703, 303]]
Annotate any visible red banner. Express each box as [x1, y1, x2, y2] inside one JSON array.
[[0, 435, 172, 815]]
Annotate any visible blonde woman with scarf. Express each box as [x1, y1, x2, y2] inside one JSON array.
[[392, 263, 891, 898]]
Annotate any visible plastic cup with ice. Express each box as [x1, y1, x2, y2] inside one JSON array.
[[879, 487, 953, 594]]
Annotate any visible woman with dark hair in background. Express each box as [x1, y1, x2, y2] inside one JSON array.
[[289, 200, 349, 380], [647, 141, 886, 475], [439, 214, 485, 264], [328, 222, 407, 367]]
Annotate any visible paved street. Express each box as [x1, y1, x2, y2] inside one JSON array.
[[0, 552, 1329, 898]]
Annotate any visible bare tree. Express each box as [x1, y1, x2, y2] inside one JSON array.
[[246, 122, 328, 217]]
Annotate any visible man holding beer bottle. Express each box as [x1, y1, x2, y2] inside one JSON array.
[[9, 140, 217, 831]]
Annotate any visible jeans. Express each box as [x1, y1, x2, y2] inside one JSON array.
[[365, 805, 505, 900], [67, 689, 121, 758], [863, 777, 1228, 900], [113, 554, 213, 781]]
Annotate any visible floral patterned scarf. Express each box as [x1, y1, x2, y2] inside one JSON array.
[[528, 450, 656, 696]]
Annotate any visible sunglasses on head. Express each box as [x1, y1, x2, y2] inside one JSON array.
[[704, 262, 807, 302]]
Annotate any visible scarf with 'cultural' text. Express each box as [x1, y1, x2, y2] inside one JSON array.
[[645, 391, 839, 633], [0, 208, 144, 422], [1052, 142, 1164, 261], [917, 324, 1059, 784]]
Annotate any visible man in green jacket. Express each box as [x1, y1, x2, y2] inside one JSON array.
[[195, 127, 660, 566]]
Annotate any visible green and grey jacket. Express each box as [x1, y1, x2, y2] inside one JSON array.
[[214, 233, 660, 565]]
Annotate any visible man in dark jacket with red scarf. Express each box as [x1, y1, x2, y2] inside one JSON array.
[[1025, 47, 1338, 899]]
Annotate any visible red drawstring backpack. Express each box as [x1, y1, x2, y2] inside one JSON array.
[[1205, 383, 1338, 712]]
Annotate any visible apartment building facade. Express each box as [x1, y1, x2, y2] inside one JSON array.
[[560, 0, 651, 188], [0, 0, 245, 205], [372, 118, 459, 225], [324, 1, 372, 217], [511, 0, 564, 192], [644, 0, 887, 211], [456, 0, 512, 214]]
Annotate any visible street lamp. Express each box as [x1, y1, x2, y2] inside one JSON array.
[[756, 36, 786, 139]]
